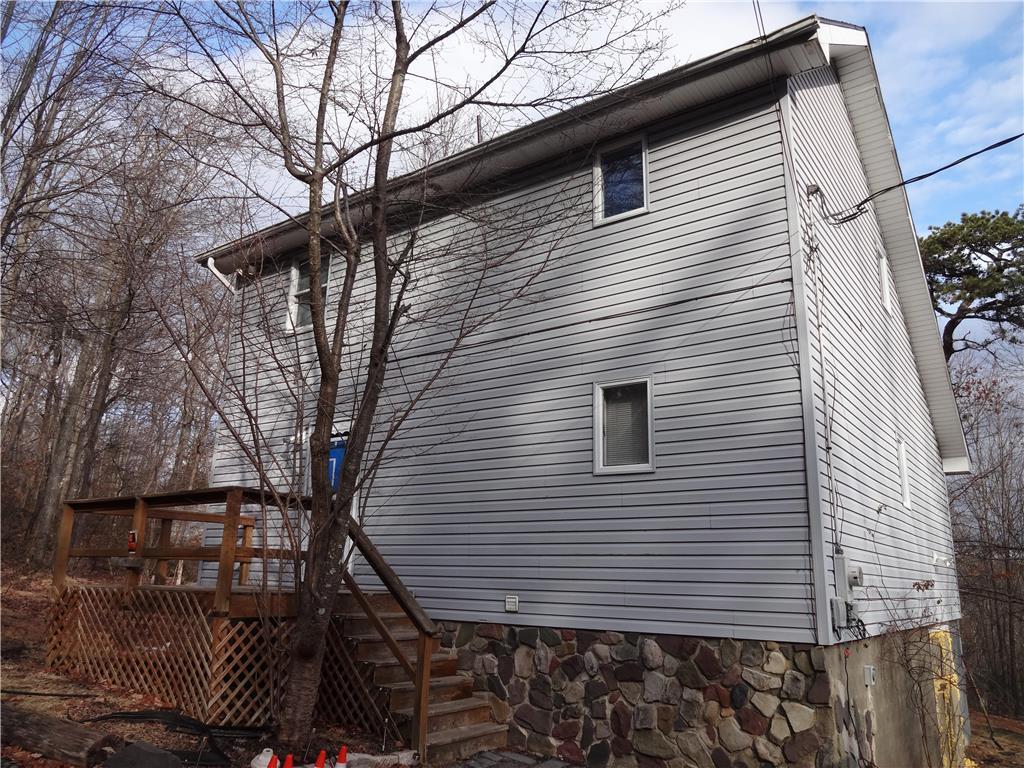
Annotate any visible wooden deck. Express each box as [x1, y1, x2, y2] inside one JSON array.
[[47, 487, 440, 754]]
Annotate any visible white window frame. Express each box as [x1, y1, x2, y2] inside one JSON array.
[[593, 134, 649, 226], [877, 248, 892, 314], [286, 255, 331, 332], [593, 376, 656, 475], [897, 439, 911, 509]]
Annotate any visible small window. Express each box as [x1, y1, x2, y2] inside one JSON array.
[[897, 439, 911, 508], [594, 377, 655, 474], [594, 138, 648, 223], [289, 256, 330, 330], [877, 249, 892, 313]]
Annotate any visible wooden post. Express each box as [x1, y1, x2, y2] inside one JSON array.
[[237, 524, 253, 587], [213, 488, 242, 615], [52, 504, 75, 592], [413, 630, 431, 763], [124, 498, 148, 591], [154, 519, 173, 585]]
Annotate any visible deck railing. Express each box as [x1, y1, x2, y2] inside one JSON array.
[[52, 486, 437, 757]]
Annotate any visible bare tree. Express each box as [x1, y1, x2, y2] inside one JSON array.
[[140, 0, 675, 742]]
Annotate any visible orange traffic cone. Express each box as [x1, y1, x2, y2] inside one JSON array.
[[336, 746, 348, 768], [283, 755, 293, 768], [315, 750, 327, 768]]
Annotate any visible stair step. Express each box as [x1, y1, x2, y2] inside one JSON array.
[[342, 611, 415, 635], [373, 653, 457, 684], [353, 632, 438, 663], [425, 722, 508, 764], [383, 674, 473, 711], [395, 695, 492, 736], [336, 591, 400, 614]]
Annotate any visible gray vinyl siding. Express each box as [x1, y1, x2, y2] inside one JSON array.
[[787, 66, 960, 639], [352, 91, 816, 642]]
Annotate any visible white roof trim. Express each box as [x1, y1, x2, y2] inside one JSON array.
[[823, 22, 969, 472]]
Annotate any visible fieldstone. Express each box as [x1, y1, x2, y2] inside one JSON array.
[[768, 715, 790, 745], [541, 628, 563, 647], [643, 672, 668, 703], [531, 684, 554, 710], [810, 647, 826, 672], [620, 682, 643, 705], [454, 623, 476, 647], [739, 641, 765, 667], [582, 716, 595, 750], [592, 699, 608, 720], [694, 645, 723, 680], [663, 655, 679, 677], [601, 632, 626, 645], [678, 689, 704, 727], [655, 704, 675, 734], [565, 704, 584, 720], [480, 654, 498, 674], [781, 670, 805, 700], [703, 701, 720, 726], [596, 721, 612, 740], [593, 644, 612, 663], [720, 639, 741, 669], [489, 675, 508, 699], [536, 644, 553, 673], [806, 673, 831, 705], [611, 701, 633, 738], [735, 706, 768, 736], [635, 755, 668, 768], [720, 666, 741, 688], [741, 668, 781, 692], [577, 630, 599, 649], [783, 731, 820, 763], [516, 703, 554, 734], [509, 684, 528, 708], [640, 639, 664, 670], [611, 736, 634, 757], [498, 655, 515, 683], [515, 645, 536, 677], [492, 698, 513, 723], [565, 682, 586, 704], [656, 635, 699, 660], [585, 652, 600, 676], [561, 654, 586, 681], [634, 703, 658, 731], [765, 642, 779, 651], [612, 643, 640, 662], [632, 729, 677, 759], [676, 732, 714, 768], [563, 629, 577, 640], [470, 636, 490, 652], [528, 733, 559, 757], [617, 661, 645, 683], [602, 665, 621, 692], [552, 669, 569, 692], [781, 701, 814, 733], [457, 648, 475, 670], [479, 623, 505, 640], [754, 736, 784, 766], [509, 723, 529, 750], [763, 652, 786, 675], [676, 660, 708, 689], [710, 748, 730, 768], [586, 679, 610, 705], [588, 740, 612, 768], [662, 677, 683, 705], [559, 740, 586, 764], [750, 692, 779, 718], [520, 627, 540, 647], [717, 717, 752, 752], [793, 651, 813, 676], [729, 682, 749, 710], [703, 684, 729, 707]]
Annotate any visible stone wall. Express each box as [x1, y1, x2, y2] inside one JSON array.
[[439, 623, 844, 768]]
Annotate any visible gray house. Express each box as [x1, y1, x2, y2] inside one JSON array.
[[201, 16, 969, 768]]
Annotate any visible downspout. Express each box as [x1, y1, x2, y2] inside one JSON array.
[[206, 256, 238, 293]]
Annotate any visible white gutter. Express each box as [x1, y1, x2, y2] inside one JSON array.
[[206, 256, 238, 293]]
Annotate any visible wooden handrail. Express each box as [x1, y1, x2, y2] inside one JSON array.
[[345, 512, 437, 637], [342, 571, 415, 679]]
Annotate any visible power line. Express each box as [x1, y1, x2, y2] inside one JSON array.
[[816, 132, 1024, 225]]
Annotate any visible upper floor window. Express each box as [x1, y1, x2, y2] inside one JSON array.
[[594, 137, 648, 223], [593, 377, 655, 474], [289, 255, 330, 330], [877, 248, 892, 314]]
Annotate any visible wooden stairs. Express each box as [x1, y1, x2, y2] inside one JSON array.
[[337, 592, 508, 764]]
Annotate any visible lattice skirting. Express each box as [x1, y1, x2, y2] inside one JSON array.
[[47, 585, 401, 739]]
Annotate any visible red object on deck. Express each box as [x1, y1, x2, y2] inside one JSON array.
[[127, 529, 137, 553]]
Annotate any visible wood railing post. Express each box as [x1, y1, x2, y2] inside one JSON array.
[[413, 630, 431, 763], [125, 498, 148, 591], [237, 524, 253, 587], [154, 519, 173, 585], [52, 504, 75, 592], [213, 488, 242, 615]]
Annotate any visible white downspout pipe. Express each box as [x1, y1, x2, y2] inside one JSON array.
[[206, 256, 238, 293]]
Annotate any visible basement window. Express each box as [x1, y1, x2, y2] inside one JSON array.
[[594, 137, 648, 223], [288, 255, 330, 331], [593, 377, 655, 474]]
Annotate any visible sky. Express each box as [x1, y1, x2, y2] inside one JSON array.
[[655, 0, 1024, 234]]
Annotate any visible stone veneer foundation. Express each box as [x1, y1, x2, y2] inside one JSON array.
[[438, 622, 881, 768]]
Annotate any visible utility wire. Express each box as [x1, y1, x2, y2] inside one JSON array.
[[818, 132, 1024, 224]]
